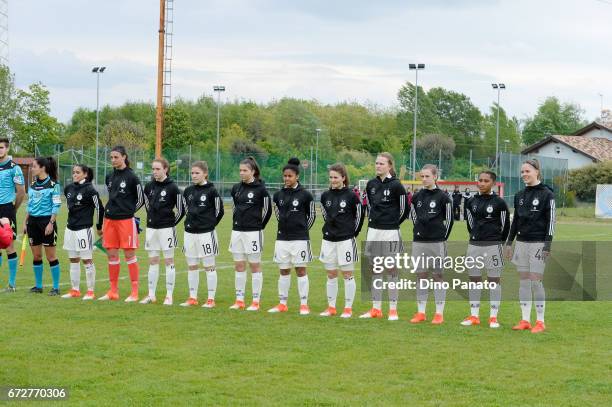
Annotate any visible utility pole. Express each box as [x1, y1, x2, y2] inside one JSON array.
[[155, 0, 166, 158]]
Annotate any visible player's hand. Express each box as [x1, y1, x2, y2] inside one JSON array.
[[0, 217, 9, 225], [542, 250, 550, 260], [503, 245, 513, 260], [44, 222, 54, 236]]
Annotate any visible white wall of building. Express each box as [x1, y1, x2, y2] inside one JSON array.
[[583, 128, 612, 141], [532, 142, 596, 169]]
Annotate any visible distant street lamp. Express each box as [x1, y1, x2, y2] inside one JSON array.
[[315, 128, 321, 186], [409, 63, 425, 179], [492, 83, 506, 174], [92, 66, 106, 183], [213, 85, 225, 184]]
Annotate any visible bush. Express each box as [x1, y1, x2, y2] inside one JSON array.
[[567, 161, 612, 201]]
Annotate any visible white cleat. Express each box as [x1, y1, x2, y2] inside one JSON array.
[[139, 295, 156, 304], [163, 296, 173, 306], [489, 317, 500, 328], [124, 295, 139, 303], [82, 291, 95, 301], [246, 302, 260, 311]]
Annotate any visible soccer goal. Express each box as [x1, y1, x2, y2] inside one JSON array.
[[595, 184, 612, 219]]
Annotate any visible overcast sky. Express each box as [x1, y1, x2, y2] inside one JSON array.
[[8, 0, 612, 123]]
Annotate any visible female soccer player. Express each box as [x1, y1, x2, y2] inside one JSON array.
[[461, 170, 509, 328], [62, 164, 104, 300], [23, 157, 61, 295], [181, 161, 224, 308], [140, 158, 185, 306], [360, 152, 408, 320], [268, 158, 316, 315], [229, 156, 271, 311], [504, 159, 555, 334], [319, 163, 364, 318], [409, 164, 453, 325], [98, 146, 145, 302]]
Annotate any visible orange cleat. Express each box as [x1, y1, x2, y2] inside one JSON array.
[[460, 316, 481, 326], [98, 291, 119, 301], [82, 290, 95, 300], [512, 320, 532, 330], [359, 308, 383, 319], [268, 303, 289, 313], [246, 301, 260, 311], [388, 309, 399, 321], [61, 289, 81, 299], [229, 300, 246, 310], [410, 312, 427, 323], [180, 297, 199, 307], [124, 294, 139, 303], [489, 316, 500, 328], [201, 298, 215, 308], [531, 320, 546, 333], [319, 306, 337, 317], [340, 307, 352, 318], [299, 304, 310, 315], [431, 313, 444, 325]]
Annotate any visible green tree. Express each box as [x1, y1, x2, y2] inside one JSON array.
[[522, 97, 587, 146], [11, 83, 62, 154], [163, 104, 195, 151], [397, 81, 441, 139], [0, 65, 19, 138], [482, 104, 521, 156], [427, 87, 483, 156], [101, 119, 148, 150]]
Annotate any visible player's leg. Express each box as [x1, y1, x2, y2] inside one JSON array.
[[141, 251, 160, 304], [269, 239, 291, 313], [29, 244, 44, 293], [488, 275, 501, 328], [341, 267, 356, 318], [247, 257, 263, 311], [123, 248, 139, 302], [512, 242, 533, 330], [431, 243, 447, 325], [82, 257, 96, 300], [296, 266, 309, 315], [360, 232, 383, 319], [100, 219, 120, 301], [529, 243, 547, 333], [201, 255, 217, 308], [62, 255, 82, 298], [181, 256, 200, 306], [320, 268, 338, 316], [163, 251, 176, 303], [44, 245, 60, 296], [5, 206, 18, 290], [229, 230, 247, 309]]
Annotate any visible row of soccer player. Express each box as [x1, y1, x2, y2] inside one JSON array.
[[3, 143, 555, 333]]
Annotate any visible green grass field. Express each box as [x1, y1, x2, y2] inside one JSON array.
[[0, 204, 611, 406]]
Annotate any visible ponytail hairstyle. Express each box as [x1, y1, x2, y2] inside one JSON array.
[[328, 162, 350, 187], [421, 163, 439, 184], [111, 145, 130, 168], [74, 164, 94, 183], [283, 157, 300, 176], [192, 160, 209, 180], [523, 158, 542, 180], [152, 157, 170, 176], [377, 152, 396, 177], [240, 156, 261, 181], [34, 156, 59, 182]]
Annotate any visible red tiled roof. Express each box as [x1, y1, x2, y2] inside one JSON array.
[[551, 135, 612, 162]]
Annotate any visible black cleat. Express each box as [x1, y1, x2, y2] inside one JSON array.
[[48, 288, 60, 296], [30, 286, 43, 294]]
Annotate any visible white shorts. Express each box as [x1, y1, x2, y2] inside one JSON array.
[[63, 227, 94, 259], [466, 244, 504, 278], [145, 227, 178, 257], [274, 240, 312, 269], [229, 230, 263, 263], [320, 238, 358, 271], [512, 241, 546, 274], [411, 241, 448, 274], [184, 230, 219, 259], [364, 228, 403, 258]]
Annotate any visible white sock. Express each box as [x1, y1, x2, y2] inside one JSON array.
[[434, 286, 446, 314], [519, 279, 532, 321], [344, 276, 356, 308], [532, 280, 545, 322], [206, 268, 217, 300], [188, 269, 200, 299], [469, 285, 481, 317], [490, 283, 501, 318], [388, 274, 398, 311], [327, 277, 338, 308], [297, 275, 309, 306], [69, 262, 80, 291], [278, 274, 291, 305], [235, 271, 247, 301], [372, 275, 383, 310], [148, 264, 160, 297], [165, 263, 175, 297], [417, 279, 428, 313], [84, 262, 96, 291], [251, 272, 263, 303]]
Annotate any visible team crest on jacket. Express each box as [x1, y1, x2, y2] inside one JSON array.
[[417, 201, 422, 207], [472, 205, 477, 212], [326, 200, 331, 207], [370, 188, 376, 194]]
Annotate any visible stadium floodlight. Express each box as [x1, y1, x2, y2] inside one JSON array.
[[409, 63, 426, 179], [491, 83, 506, 175], [92, 66, 107, 183], [214, 85, 226, 184], [315, 128, 321, 186]]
